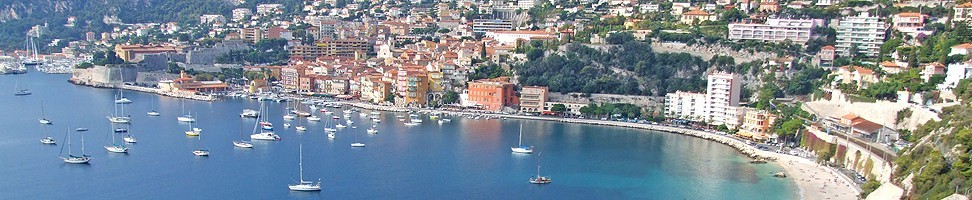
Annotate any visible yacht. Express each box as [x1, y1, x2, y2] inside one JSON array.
[[124, 135, 137, 143], [372, 118, 381, 123], [105, 122, 129, 153], [404, 122, 419, 126], [307, 116, 321, 121], [147, 110, 160, 116], [367, 127, 378, 134], [60, 129, 91, 164], [335, 124, 347, 128], [193, 131, 210, 156], [284, 123, 292, 128], [251, 132, 281, 141], [114, 97, 132, 104], [177, 115, 195, 122], [351, 142, 366, 147], [14, 89, 31, 96], [283, 114, 296, 120], [289, 145, 322, 191], [296, 126, 307, 131], [241, 109, 260, 118]]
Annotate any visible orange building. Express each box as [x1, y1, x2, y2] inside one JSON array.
[[467, 77, 519, 111], [159, 71, 229, 93]]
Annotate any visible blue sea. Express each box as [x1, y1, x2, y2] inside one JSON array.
[[0, 72, 797, 199]]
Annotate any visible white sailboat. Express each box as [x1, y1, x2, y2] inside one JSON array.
[[351, 129, 365, 147], [115, 89, 132, 104], [38, 103, 52, 124], [177, 100, 195, 122], [307, 115, 321, 121], [289, 144, 321, 191], [324, 119, 338, 132], [107, 98, 131, 124], [147, 98, 160, 116], [511, 124, 534, 154], [60, 129, 91, 164], [123, 123, 137, 143], [193, 130, 210, 156], [367, 125, 378, 134], [40, 121, 56, 144], [250, 102, 280, 141], [295, 115, 307, 132], [105, 123, 129, 153], [529, 152, 552, 184], [233, 118, 254, 148], [14, 79, 31, 96]]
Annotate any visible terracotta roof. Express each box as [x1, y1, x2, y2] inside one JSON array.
[[842, 65, 874, 75], [958, 2, 972, 8], [683, 9, 711, 16], [896, 12, 925, 18], [840, 113, 859, 121], [953, 43, 972, 49], [853, 120, 884, 134], [879, 61, 900, 68], [821, 45, 836, 50]]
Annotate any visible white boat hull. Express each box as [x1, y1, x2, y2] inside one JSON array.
[[308, 116, 321, 121], [40, 137, 56, 144], [351, 143, 365, 147], [511, 147, 534, 154], [105, 145, 129, 153], [124, 137, 137, 143], [147, 111, 160, 116], [289, 183, 321, 191], [296, 126, 307, 131], [233, 141, 254, 148], [177, 116, 195, 122], [62, 156, 91, 164], [251, 132, 281, 141], [193, 150, 210, 156]]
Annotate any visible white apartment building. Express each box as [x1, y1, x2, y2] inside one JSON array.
[[728, 18, 824, 43], [484, 30, 557, 45], [835, 12, 888, 57], [232, 8, 252, 22], [663, 72, 744, 128], [472, 19, 513, 34], [199, 15, 226, 25], [256, 4, 284, 15], [891, 12, 929, 36], [706, 72, 743, 128], [664, 91, 707, 121], [956, 2, 972, 23]]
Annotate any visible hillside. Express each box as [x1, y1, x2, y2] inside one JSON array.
[[0, 0, 300, 51], [514, 38, 711, 96], [893, 79, 972, 199]]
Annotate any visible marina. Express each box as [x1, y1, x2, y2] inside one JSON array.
[[0, 72, 798, 199]]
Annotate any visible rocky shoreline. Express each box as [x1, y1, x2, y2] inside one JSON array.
[[68, 78, 218, 101]]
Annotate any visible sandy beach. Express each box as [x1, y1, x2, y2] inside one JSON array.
[[774, 154, 861, 200], [346, 102, 862, 199]]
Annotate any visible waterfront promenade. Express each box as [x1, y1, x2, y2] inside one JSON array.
[[347, 102, 861, 200]]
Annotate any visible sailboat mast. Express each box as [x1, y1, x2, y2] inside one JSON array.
[[518, 124, 523, 146], [298, 144, 304, 181], [537, 152, 542, 178], [80, 131, 86, 155], [67, 129, 73, 155]]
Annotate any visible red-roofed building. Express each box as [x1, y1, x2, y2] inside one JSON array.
[[680, 8, 715, 24], [837, 65, 880, 88]]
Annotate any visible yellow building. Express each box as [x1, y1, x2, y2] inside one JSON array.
[[114, 44, 184, 62], [737, 108, 778, 140]]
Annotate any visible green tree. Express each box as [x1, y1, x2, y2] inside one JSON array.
[[442, 91, 459, 104], [551, 104, 567, 113]]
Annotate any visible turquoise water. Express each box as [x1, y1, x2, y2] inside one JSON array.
[[0, 72, 797, 199]]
